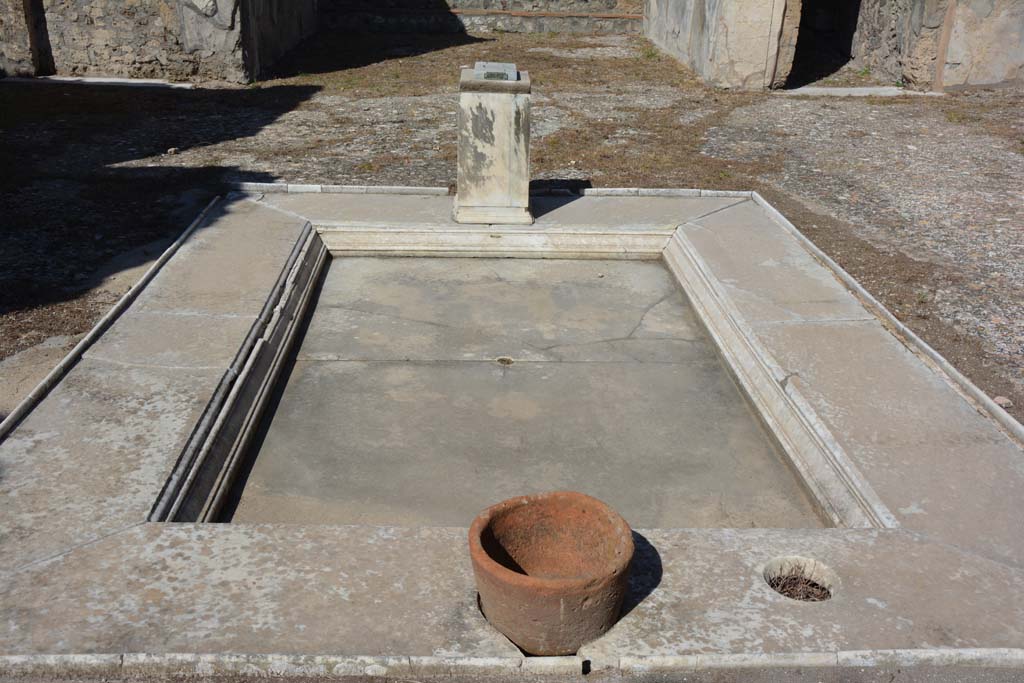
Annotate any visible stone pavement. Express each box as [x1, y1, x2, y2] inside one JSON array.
[[0, 189, 1022, 681]]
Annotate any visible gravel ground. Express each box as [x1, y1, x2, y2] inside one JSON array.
[[704, 94, 1023, 401], [0, 31, 1021, 423]]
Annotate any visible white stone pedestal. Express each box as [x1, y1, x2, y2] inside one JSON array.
[[454, 62, 533, 225]]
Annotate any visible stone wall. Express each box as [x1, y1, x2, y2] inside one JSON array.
[[1, 0, 316, 82], [851, 0, 947, 87], [0, 0, 33, 75], [38, 0, 243, 81], [852, 0, 1023, 89], [644, 0, 786, 89], [648, 0, 1022, 90]]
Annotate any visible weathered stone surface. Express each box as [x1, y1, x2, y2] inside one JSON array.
[[83, 310, 256, 369], [455, 66, 532, 224], [133, 198, 307, 315], [942, 0, 1024, 87], [754, 319, 1024, 569], [851, 0, 948, 88], [3, 190, 1024, 671], [38, 0, 246, 82], [682, 200, 876, 324], [299, 257, 714, 363], [581, 528, 1024, 658], [326, 0, 643, 11], [230, 257, 823, 528], [259, 192, 741, 229], [0, 359, 219, 571], [768, 0, 802, 88], [0, 523, 522, 657], [4, 526, 1024, 660], [647, 0, 1022, 90], [321, 0, 643, 34], [0, 195, 310, 572]]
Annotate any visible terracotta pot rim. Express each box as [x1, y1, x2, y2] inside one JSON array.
[[468, 490, 634, 591]]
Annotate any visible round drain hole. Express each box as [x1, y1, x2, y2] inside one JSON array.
[[496, 356, 514, 366], [763, 556, 837, 602]]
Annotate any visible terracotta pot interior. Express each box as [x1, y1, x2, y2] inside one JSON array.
[[480, 497, 627, 581]]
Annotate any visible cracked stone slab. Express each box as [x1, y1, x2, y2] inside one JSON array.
[[683, 200, 876, 324], [580, 528, 1024, 659], [0, 359, 220, 572], [3, 526, 1023, 663], [84, 311, 257, 370], [298, 257, 714, 363], [230, 257, 821, 529], [133, 198, 308, 316], [231, 357, 821, 528], [753, 319, 1024, 569], [258, 192, 742, 229], [3, 189, 1024, 673], [0, 523, 521, 658]]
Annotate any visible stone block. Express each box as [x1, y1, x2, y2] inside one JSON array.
[[455, 63, 533, 224]]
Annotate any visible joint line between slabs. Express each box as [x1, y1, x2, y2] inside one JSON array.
[[687, 197, 751, 223], [7, 522, 147, 576]]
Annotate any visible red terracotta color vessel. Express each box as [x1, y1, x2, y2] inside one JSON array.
[[468, 491, 634, 656]]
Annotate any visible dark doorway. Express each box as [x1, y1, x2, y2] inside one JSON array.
[[785, 0, 863, 88]]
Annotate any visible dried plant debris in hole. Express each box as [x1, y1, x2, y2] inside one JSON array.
[[763, 556, 836, 602], [766, 571, 832, 602]]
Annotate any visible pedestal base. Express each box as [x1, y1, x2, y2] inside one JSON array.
[[454, 204, 534, 225]]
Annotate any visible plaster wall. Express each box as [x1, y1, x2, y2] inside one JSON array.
[[644, 0, 785, 89], [943, 0, 1024, 87]]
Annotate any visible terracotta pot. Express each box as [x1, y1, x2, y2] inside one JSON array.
[[468, 491, 634, 656]]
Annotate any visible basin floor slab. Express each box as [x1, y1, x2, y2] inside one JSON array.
[[228, 257, 823, 528]]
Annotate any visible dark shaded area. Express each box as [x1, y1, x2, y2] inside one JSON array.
[[530, 178, 593, 195], [214, 264, 327, 523], [480, 525, 529, 575], [22, 0, 54, 76], [0, 10, 482, 364], [620, 531, 662, 618], [267, 1, 488, 78], [528, 178, 592, 218], [0, 81, 319, 359], [318, 0, 481, 35], [786, 1, 863, 88]]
